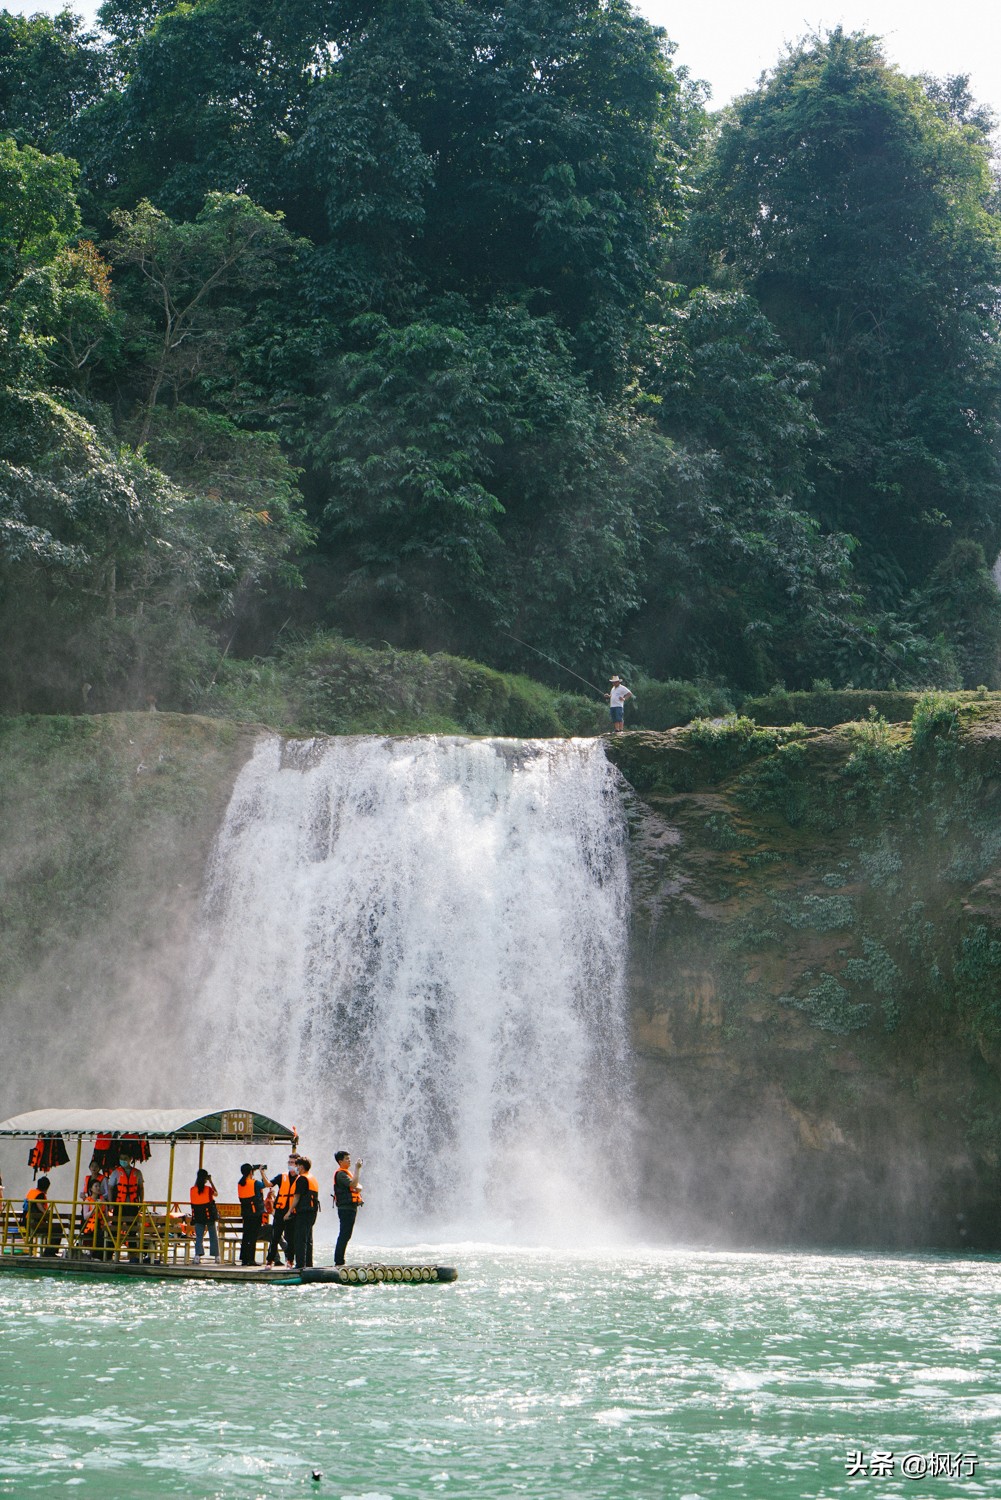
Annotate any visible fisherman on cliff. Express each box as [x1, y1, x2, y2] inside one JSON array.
[[605, 675, 634, 734]]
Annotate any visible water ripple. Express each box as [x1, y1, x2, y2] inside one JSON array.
[[1, 1247, 998, 1499]]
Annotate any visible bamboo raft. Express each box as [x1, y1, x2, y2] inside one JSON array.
[[0, 1254, 458, 1285]]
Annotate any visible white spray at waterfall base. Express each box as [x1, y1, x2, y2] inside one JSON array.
[[192, 735, 633, 1246]]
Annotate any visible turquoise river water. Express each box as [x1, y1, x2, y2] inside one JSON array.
[[1, 1245, 997, 1500]]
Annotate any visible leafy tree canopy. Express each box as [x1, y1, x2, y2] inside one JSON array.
[[312, 302, 649, 661], [687, 29, 1001, 603], [3, 11, 1001, 707], [0, 9, 106, 153]]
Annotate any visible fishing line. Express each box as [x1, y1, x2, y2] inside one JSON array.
[[498, 630, 608, 697]]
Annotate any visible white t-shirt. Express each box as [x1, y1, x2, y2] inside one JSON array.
[[609, 684, 630, 707]]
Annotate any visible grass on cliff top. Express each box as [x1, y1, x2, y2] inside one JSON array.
[[192, 636, 741, 739], [196, 633, 609, 738], [607, 691, 1001, 801], [743, 684, 1001, 727]]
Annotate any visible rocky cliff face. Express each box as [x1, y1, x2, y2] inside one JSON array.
[[606, 705, 1001, 1250]]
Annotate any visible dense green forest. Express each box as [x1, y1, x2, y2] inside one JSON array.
[[3, 1, 1001, 716]]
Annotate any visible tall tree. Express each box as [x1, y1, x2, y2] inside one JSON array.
[[296, 0, 680, 384], [0, 134, 83, 386], [79, 0, 680, 383], [626, 289, 856, 688], [107, 191, 304, 442], [0, 10, 107, 153], [312, 303, 649, 660], [687, 30, 1001, 604], [0, 142, 311, 713], [78, 0, 333, 218]]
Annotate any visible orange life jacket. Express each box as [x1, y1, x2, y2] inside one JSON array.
[[335, 1168, 363, 1206], [274, 1173, 297, 1211], [190, 1184, 213, 1207], [294, 1174, 319, 1213], [23, 1186, 47, 1233], [238, 1176, 259, 1206], [114, 1167, 141, 1203]]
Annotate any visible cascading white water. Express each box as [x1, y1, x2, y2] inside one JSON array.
[[191, 735, 632, 1244]]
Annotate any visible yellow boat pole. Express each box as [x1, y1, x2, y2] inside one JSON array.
[[163, 1140, 176, 1263], [68, 1136, 82, 1255]]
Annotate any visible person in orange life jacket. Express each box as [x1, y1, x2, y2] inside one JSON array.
[[106, 1156, 144, 1202], [189, 1168, 219, 1263], [22, 1175, 47, 1225], [83, 1157, 106, 1204], [81, 1157, 108, 1257], [237, 1163, 268, 1266], [332, 1152, 363, 1267], [289, 1155, 320, 1270], [264, 1154, 300, 1269], [23, 1176, 63, 1255], [106, 1155, 145, 1260]]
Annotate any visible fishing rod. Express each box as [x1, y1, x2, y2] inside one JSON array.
[[498, 630, 609, 698], [506, 605, 908, 700]]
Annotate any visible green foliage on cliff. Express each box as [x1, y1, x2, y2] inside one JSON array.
[[610, 701, 1001, 1071], [779, 974, 870, 1035], [744, 688, 925, 726], [956, 927, 1001, 1051], [910, 691, 968, 748], [197, 632, 601, 738]]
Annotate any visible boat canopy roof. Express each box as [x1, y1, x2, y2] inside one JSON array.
[[0, 1108, 295, 1143]]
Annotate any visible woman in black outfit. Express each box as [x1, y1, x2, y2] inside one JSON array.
[[237, 1163, 265, 1266]]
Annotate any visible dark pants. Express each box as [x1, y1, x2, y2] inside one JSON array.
[[293, 1211, 316, 1270], [115, 1206, 143, 1262], [267, 1209, 294, 1265], [334, 1208, 357, 1266], [240, 1210, 262, 1265]]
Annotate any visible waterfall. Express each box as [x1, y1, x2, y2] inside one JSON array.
[[192, 735, 632, 1244]]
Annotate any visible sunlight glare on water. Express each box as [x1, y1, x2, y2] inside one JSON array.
[[1, 1247, 997, 1500]]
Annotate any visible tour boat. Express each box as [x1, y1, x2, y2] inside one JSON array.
[[0, 1107, 456, 1286]]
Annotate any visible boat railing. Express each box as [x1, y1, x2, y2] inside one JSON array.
[[0, 1197, 246, 1265]]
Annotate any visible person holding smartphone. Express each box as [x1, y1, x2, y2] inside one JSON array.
[[332, 1151, 364, 1267], [189, 1168, 219, 1263]]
